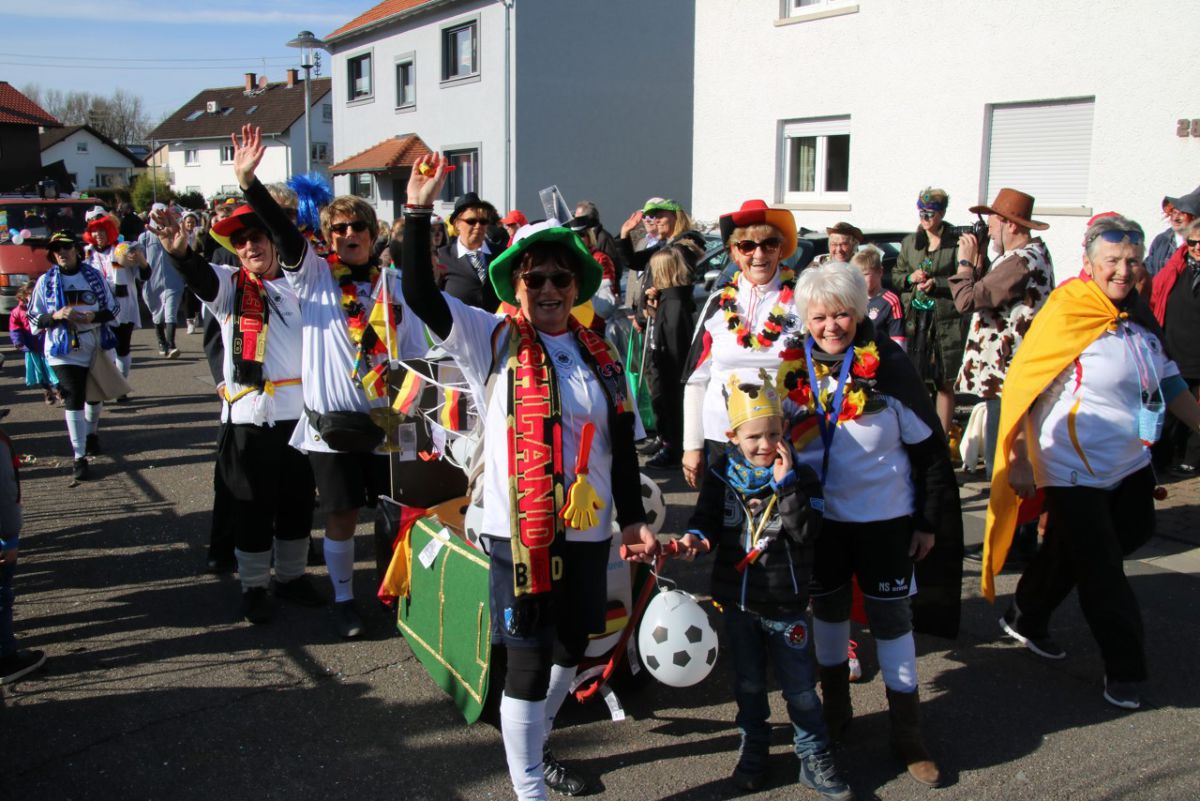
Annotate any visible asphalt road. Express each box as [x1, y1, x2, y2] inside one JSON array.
[[2, 327, 1198, 801]]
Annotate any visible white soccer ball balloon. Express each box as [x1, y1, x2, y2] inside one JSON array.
[[463, 502, 485, 551], [637, 588, 718, 687], [639, 473, 666, 535]]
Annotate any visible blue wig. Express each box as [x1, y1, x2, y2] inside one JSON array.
[[287, 172, 334, 232]]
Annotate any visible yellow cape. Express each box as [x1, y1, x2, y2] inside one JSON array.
[[982, 279, 1128, 601]]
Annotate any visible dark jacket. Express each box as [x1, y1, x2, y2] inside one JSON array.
[[436, 241, 500, 312], [1146, 227, 1177, 278], [892, 224, 966, 383], [688, 450, 822, 618], [619, 230, 706, 326], [649, 285, 695, 382]]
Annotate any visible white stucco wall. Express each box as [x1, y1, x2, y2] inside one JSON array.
[[167, 138, 291, 199], [42, 131, 137, 189], [693, 0, 1200, 282], [285, 96, 334, 179]]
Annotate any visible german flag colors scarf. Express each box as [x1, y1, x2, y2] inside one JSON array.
[[507, 313, 631, 597], [983, 279, 1149, 601], [232, 268, 269, 389]]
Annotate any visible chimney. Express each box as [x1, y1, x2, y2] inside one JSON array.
[[244, 72, 256, 93], [258, 75, 269, 91], [286, 68, 298, 89]]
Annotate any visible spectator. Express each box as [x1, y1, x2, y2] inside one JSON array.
[[617, 198, 705, 328], [1, 424, 47, 685], [438, 191, 501, 311], [117, 201, 145, 242], [500, 209, 528, 245], [9, 283, 61, 405], [852, 247, 905, 348], [573, 200, 623, 280], [643, 245, 696, 469], [1145, 187, 1199, 277], [139, 203, 186, 358], [815, 223, 863, 267], [1150, 218, 1200, 474]]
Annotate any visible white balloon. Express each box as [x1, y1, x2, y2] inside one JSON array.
[[637, 588, 718, 687], [11, 234, 24, 246], [639, 473, 666, 535]]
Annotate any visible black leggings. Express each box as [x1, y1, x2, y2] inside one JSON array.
[[114, 323, 134, 357], [54, 363, 98, 412]]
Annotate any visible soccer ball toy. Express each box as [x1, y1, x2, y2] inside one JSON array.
[[463, 502, 485, 551], [638, 588, 718, 687], [639, 473, 666, 535]]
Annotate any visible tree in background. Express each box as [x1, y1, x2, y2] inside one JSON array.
[[130, 173, 173, 213], [175, 191, 206, 211], [21, 84, 151, 145]]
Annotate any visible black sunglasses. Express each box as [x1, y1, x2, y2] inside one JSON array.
[[1187, 239, 1200, 248], [48, 243, 76, 253], [733, 237, 783, 255], [329, 220, 369, 235], [918, 210, 938, 221], [458, 217, 490, 227], [1087, 229, 1144, 246], [520, 270, 575, 290]]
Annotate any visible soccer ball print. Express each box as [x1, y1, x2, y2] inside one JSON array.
[[637, 588, 718, 687]]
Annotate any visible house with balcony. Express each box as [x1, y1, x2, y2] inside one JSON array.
[[39, 125, 145, 190], [692, 0, 1200, 282], [148, 72, 332, 201], [323, 0, 695, 224]]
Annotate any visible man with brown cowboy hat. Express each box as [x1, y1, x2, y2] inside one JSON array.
[[950, 187, 1055, 480], [815, 221, 864, 266]]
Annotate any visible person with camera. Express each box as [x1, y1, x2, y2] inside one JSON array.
[[950, 188, 1055, 480]]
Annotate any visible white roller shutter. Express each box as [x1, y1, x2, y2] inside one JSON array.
[[985, 98, 1095, 207]]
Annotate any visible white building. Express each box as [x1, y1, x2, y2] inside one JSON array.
[[148, 72, 332, 201], [39, 125, 144, 190], [323, 0, 695, 225], [692, 0, 1200, 282]]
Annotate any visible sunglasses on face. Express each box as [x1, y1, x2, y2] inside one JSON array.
[[1188, 239, 1200, 248], [329, 220, 369, 235], [520, 270, 575, 290], [918, 211, 938, 221], [733, 237, 783, 255], [643, 211, 672, 221], [1087, 229, 1145, 246], [458, 217, 489, 227]]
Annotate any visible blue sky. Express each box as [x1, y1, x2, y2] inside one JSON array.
[[4, 1, 371, 123]]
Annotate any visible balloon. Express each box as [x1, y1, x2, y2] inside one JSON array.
[[20, 229, 32, 238], [638, 589, 719, 687], [11, 234, 24, 245]]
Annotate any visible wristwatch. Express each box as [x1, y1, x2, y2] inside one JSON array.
[[958, 259, 974, 269]]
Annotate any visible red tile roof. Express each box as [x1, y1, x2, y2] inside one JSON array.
[[147, 78, 331, 143], [0, 81, 61, 128], [329, 134, 433, 174], [325, 0, 438, 42]]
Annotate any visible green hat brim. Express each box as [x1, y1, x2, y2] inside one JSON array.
[[489, 227, 602, 308]]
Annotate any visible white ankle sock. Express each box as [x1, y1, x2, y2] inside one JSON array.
[[85, 402, 101, 434], [323, 536, 355, 603], [543, 664, 577, 744], [273, 537, 308, 583], [117, 353, 132, 378], [877, 634, 918, 693], [812, 617, 851, 667], [235, 548, 271, 591], [65, 409, 87, 459], [500, 693, 548, 801]]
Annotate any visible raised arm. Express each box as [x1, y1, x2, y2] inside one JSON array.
[[232, 124, 307, 267], [400, 154, 453, 340]]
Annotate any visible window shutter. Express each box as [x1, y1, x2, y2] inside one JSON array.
[[985, 99, 1095, 207]]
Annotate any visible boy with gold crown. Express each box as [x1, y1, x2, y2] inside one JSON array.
[[678, 370, 853, 800]]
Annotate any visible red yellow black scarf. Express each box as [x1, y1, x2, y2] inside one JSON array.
[[232, 268, 269, 389]]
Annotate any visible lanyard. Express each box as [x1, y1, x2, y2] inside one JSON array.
[[1119, 323, 1160, 403], [804, 336, 855, 485]]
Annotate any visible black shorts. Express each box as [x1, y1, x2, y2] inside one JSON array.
[[811, 516, 915, 601], [486, 535, 610, 651], [307, 450, 389, 513]]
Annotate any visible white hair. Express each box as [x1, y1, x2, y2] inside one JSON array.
[[794, 261, 869, 322]]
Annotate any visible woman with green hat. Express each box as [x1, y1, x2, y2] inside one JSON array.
[[402, 155, 656, 801]]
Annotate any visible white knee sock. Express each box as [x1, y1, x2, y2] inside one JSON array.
[[273, 538, 308, 583], [117, 353, 132, 378], [877, 634, 918, 693], [85, 402, 101, 434], [812, 617, 851, 667], [235, 548, 271, 591], [500, 693, 548, 801], [65, 409, 88, 459], [543, 664, 577, 744], [323, 536, 355, 603]]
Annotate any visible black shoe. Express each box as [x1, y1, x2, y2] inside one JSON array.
[[962, 543, 984, 563], [543, 748, 592, 796], [274, 575, 326, 607], [0, 649, 47, 685], [1103, 677, 1142, 710], [730, 765, 766, 793], [1170, 463, 1197, 477], [205, 555, 236, 575], [798, 749, 855, 801], [85, 434, 101, 457], [241, 587, 274, 624], [72, 457, 89, 481], [335, 600, 364, 639], [999, 606, 1066, 660], [636, 437, 663, 456], [114, 394, 130, 404], [645, 448, 681, 469]]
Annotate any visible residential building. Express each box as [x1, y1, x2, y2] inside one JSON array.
[[693, 0, 1200, 282], [0, 81, 61, 192], [39, 125, 145, 190], [323, 0, 695, 224], [147, 71, 332, 200]]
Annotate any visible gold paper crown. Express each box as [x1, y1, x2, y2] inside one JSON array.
[[724, 369, 782, 431]]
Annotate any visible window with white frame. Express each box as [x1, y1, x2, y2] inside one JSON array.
[[780, 116, 850, 202], [350, 173, 376, 201], [184, 149, 199, 166], [440, 147, 479, 202], [347, 52, 373, 101], [396, 57, 416, 108], [983, 98, 1095, 210], [311, 142, 328, 163], [220, 145, 235, 163], [442, 20, 478, 81], [322, 103, 332, 122], [76, 140, 88, 153], [783, 0, 857, 17]]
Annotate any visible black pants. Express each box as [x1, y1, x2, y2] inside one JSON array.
[[113, 323, 134, 357], [1162, 377, 1200, 468], [221, 421, 315, 553], [650, 361, 684, 453], [54, 363, 98, 412], [1013, 466, 1154, 682]]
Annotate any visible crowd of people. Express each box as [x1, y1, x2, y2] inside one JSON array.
[[3, 124, 1200, 800]]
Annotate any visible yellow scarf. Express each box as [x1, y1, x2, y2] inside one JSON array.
[[983, 279, 1128, 601]]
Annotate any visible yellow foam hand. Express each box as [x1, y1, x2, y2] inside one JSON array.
[[561, 473, 605, 531]]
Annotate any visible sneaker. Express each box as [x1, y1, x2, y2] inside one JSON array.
[[847, 640, 862, 682], [1170, 463, 1197, 477], [0, 649, 47, 685], [543, 748, 592, 796], [114, 394, 130, 404], [1103, 677, 1142, 710], [72, 457, 89, 482], [186, 321, 197, 335], [274, 575, 326, 607], [999, 607, 1066, 660], [335, 600, 364, 639], [798, 749, 855, 801], [43, 388, 56, 405], [241, 587, 273, 624], [636, 437, 663, 456], [157, 347, 168, 357], [645, 448, 681, 469], [730, 764, 766, 793], [85, 433, 101, 457], [166, 347, 180, 359]]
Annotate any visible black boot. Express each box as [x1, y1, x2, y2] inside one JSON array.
[[154, 323, 168, 356], [819, 661, 853, 743]]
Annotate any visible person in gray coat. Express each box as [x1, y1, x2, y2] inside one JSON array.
[[139, 203, 187, 358]]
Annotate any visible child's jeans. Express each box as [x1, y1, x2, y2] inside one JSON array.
[[725, 605, 830, 770]]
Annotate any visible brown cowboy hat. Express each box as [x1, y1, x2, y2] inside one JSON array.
[[969, 188, 1049, 231], [824, 221, 864, 243]]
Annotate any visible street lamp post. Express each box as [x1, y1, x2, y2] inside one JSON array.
[[286, 30, 326, 175]]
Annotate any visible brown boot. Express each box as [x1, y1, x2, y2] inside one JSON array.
[[819, 661, 853, 743], [886, 687, 941, 787]]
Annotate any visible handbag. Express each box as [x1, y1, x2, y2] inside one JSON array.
[[305, 406, 385, 453], [86, 344, 132, 402]]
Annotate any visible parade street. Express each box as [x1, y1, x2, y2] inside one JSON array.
[[2, 327, 1198, 801]]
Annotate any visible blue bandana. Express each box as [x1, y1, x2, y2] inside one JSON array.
[[724, 445, 774, 495]]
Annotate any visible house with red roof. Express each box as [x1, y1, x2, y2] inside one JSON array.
[[324, 0, 695, 224], [0, 81, 62, 192]]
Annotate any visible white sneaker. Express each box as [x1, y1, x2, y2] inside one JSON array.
[[166, 347, 180, 359], [186, 321, 197, 335]]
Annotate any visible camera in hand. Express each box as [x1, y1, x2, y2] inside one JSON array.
[[948, 216, 989, 249]]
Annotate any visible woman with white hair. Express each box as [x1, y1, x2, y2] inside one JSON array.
[[777, 262, 961, 788]]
